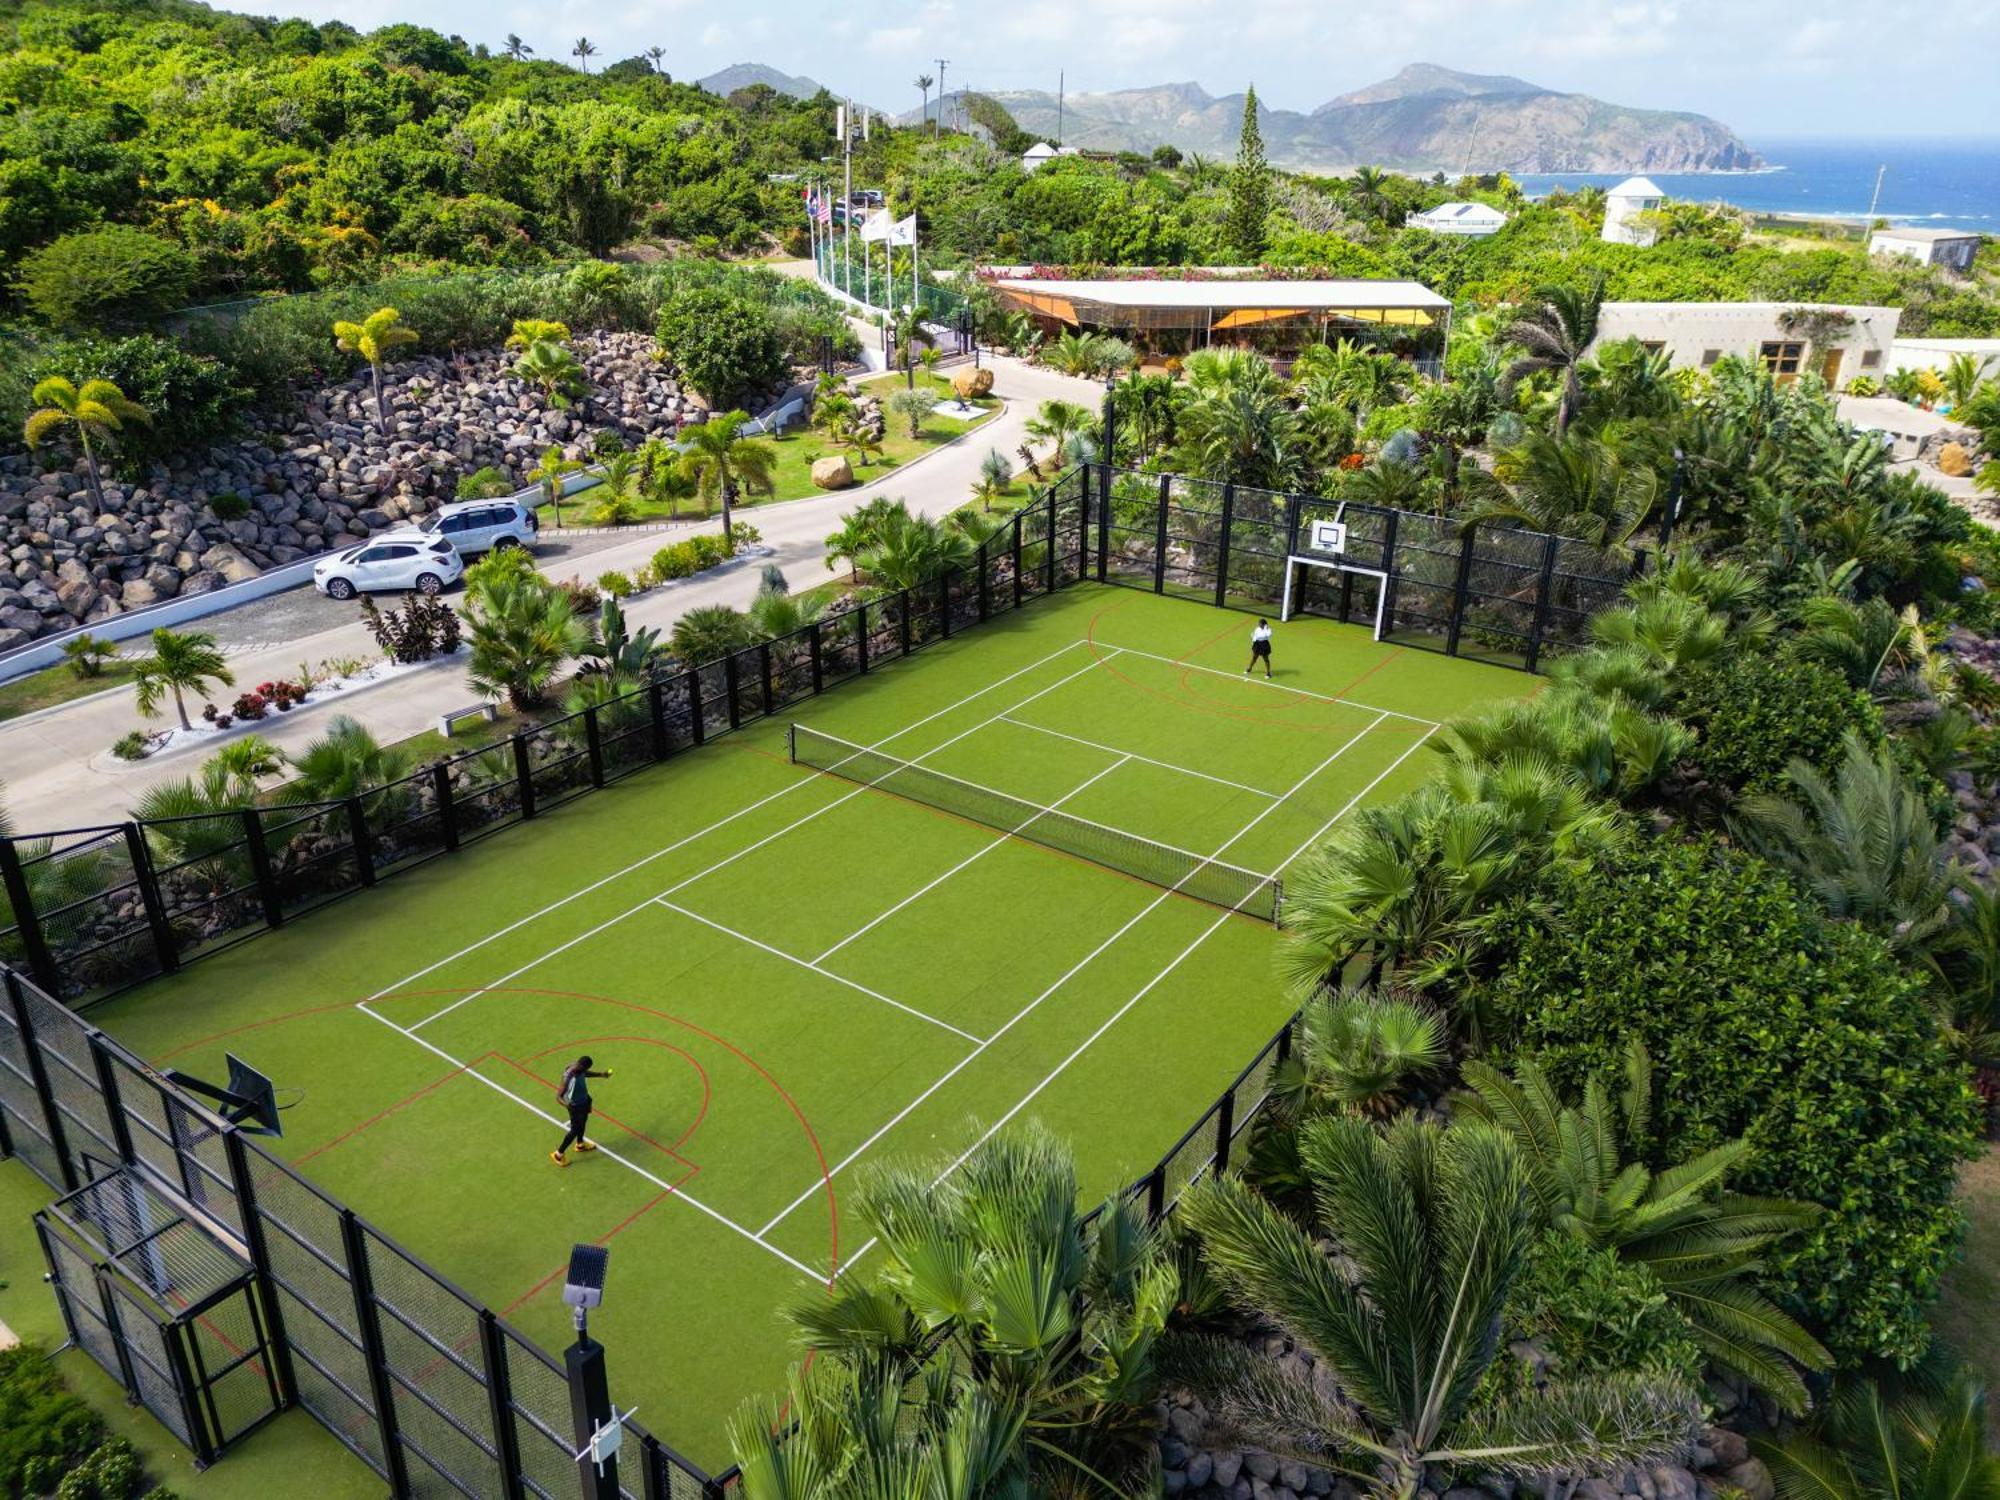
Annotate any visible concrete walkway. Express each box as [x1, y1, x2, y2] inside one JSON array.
[[0, 355, 1100, 833]]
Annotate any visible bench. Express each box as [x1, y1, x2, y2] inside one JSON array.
[[438, 702, 498, 737]]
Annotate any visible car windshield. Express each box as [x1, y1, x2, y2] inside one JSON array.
[[418, 515, 441, 533]]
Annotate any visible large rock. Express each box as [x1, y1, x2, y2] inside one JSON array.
[[810, 454, 857, 491], [1722, 1460, 1773, 1500], [1938, 441, 1974, 478], [952, 365, 995, 398]]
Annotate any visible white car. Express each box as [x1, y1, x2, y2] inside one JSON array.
[[313, 532, 464, 600], [419, 497, 540, 556]]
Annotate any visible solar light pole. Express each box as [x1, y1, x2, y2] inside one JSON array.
[[562, 1245, 619, 1500]]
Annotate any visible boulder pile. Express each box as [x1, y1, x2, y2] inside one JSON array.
[[0, 331, 795, 649]]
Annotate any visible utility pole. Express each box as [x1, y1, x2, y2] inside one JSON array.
[[1865, 162, 1887, 227], [1057, 69, 1064, 146], [935, 59, 949, 136]]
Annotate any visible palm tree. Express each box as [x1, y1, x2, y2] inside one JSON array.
[[577, 596, 662, 680], [589, 450, 641, 526], [571, 36, 595, 71], [786, 1126, 1175, 1495], [131, 627, 234, 732], [1737, 728, 1954, 951], [134, 760, 263, 893], [1459, 1046, 1831, 1412], [1024, 399, 1093, 467], [857, 505, 975, 590], [1793, 594, 1912, 692], [1479, 432, 1656, 553], [746, 583, 826, 642], [1498, 272, 1606, 436], [1177, 382, 1301, 489], [503, 33, 532, 60], [463, 579, 589, 710], [889, 306, 931, 388], [1758, 1370, 2000, 1500], [644, 45, 667, 75], [505, 318, 570, 351], [973, 448, 1012, 511], [679, 411, 778, 546], [1111, 369, 1177, 460], [23, 377, 150, 512], [332, 308, 419, 433], [1942, 352, 1984, 410], [1178, 1116, 1701, 1500], [1042, 330, 1104, 378], [513, 338, 587, 409], [279, 715, 415, 828], [914, 72, 933, 127], [1293, 340, 1409, 429], [525, 444, 584, 529], [1346, 164, 1391, 223], [668, 604, 754, 666]]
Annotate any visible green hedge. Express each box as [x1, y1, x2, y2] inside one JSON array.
[[1669, 648, 1883, 797], [1476, 836, 1981, 1367]]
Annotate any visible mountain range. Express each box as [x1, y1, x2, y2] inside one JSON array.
[[700, 62, 1761, 175]]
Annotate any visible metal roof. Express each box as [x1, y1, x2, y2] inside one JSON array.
[[1871, 226, 1981, 243], [986, 276, 1451, 311], [1607, 176, 1665, 199]]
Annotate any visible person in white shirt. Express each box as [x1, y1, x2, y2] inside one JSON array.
[[1246, 619, 1273, 677]]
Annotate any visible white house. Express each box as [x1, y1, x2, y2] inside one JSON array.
[[1602, 176, 1666, 247], [1592, 301, 1901, 388], [1886, 337, 2000, 383], [1869, 226, 1982, 273], [1021, 142, 1057, 172], [1407, 201, 1508, 237]]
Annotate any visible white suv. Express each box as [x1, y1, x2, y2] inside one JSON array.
[[420, 497, 539, 556], [313, 532, 464, 600]]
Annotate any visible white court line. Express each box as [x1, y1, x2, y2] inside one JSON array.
[[811, 753, 1134, 966], [998, 716, 1279, 799], [757, 710, 1388, 1243], [835, 715, 1443, 1273], [405, 646, 1123, 1033], [367, 638, 1093, 1008], [353, 1002, 827, 1281], [653, 898, 984, 1044], [1097, 640, 1442, 727]]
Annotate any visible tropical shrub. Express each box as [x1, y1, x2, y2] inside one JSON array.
[[1669, 647, 1883, 797], [1500, 1230, 1704, 1386], [12, 335, 244, 466], [17, 228, 196, 329], [650, 533, 737, 581], [597, 570, 635, 597], [655, 288, 784, 412], [1475, 836, 1982, 1366], [0, 1345, 105, 1497], [360, 594, 461, 663]]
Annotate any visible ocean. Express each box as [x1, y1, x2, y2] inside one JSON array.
[[1510, 139, 2000, 233]]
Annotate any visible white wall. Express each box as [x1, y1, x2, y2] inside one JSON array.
[[1870, 232, 1980, 272], [1886, 338, 2000, 382], [1601, 195, 1661, 247], [1592, 301, 1902, 385]]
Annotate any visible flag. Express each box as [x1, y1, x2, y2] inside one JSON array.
[[887, 214, 918, 247], [814, 192, 833, 226], [858, 209, 892, 243]]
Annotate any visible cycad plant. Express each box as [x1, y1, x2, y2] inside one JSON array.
[[1793, 594, 1912, 692], [784, 1126, 1177, 1496], [1457, 1045, 1831, 1412], [1757, 1368, 2000, 1500], [669, 604, 754, 666], [1736, 728, 1954, 951], [1177, 1116, 1701, 1500]]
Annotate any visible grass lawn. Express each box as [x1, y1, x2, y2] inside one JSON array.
[[379, 702, 524, 764], [0, 660, 135, 722], [538, 383, 999, 529], [84, 585, 1531, 1470], [1939, 1142, 2000, 1441]]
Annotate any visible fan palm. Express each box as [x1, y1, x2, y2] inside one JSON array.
[[680, 410, 777, 545], [1458, 1047, 1830, 1412], [973, 448, 1012, 511], [789, 1126, 1176, 1496], [746, 584, 827, 642], [1177, 1116, 1701, 1500], [1439, 691, 1692, 804], [1292, 340, 1407, 427], [1498, 272, 1606, 436], [133, 760, 261, 895], [1587, 592, 1730, 677], [1757, 1372, 2000, 1500], [277, 715, 417, 833], [463, 579, 589, 710], [332, 308, 419, 433], [514, 337, 587, 410], [1024, 400, 1094, 467], [669, 604, 754, 666], [857, 507, 975, 591], [1736, 728, 1954, 951], [131, 627, 234, 732], [23, 377, 150, 512]]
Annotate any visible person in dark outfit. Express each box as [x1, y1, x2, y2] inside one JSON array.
[[1245, 618, 1274, 677], [550, 1055, 612, 1166]]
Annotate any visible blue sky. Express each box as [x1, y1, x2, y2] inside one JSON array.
[[260, 0, 1997, 140]]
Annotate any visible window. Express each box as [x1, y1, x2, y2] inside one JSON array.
[[1699, 348, 1722, 368], [1758, 341, 1805, 376], [1860, 349, 1882, 368], [377, 544, 417, 560], [439, 514, 467, 533], [1640, 340, 1667, 355]]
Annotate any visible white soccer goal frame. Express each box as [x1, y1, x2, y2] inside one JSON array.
[[1280, 556, 1390, 639]]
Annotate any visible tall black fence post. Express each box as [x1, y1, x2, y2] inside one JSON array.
[[1379, 510, 1402, 639], [1213, 1089, 1236, 1175], [647, 678, 669, 761], [1525, 533, 1561, 673], [1045, 487, 1059, 592], [856, 602, 871, 675], [1214, 482, 1236, 607], [433, 764, 461, 852], [86, 1034, 136, 1166], [242, 808, 286, 925], [339, 1210, 410, 1496], [345, 799, 376, 887], [1011, 515, 1024, 607], [5, 970, 76, 1190], [225, 1130, 298, 1407], [162, 1321, 218, 1466], [1152, 473, 1171, 593], [0, 840, 59, 995], [977, 540, 992, 621], [938, 569, 953, 640], [1444, 526, 1479, 657], [723, 653, 742, 731], [898, 591, 912, 657], [759, 643, 777, 715], [123, 824, 179, 976], [583, 707, 606, 788], [513, 733, 539, 819], [809, 623, 825, 694], [684, 670, 704, 745], [478, 1311, 526, 1499]]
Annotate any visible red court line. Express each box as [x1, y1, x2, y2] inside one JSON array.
[[487, 1050, 697, 1172], [296, 1058, 483, 1164], [519, 1036, 714, 1153], [500, 1167, 698, 1318]]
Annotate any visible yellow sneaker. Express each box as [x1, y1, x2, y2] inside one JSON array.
[[550, 1150, 567, 1167], [576, 1139, 596, 1152]]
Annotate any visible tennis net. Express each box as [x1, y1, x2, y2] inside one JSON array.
[[788, 724, 1283, 921]]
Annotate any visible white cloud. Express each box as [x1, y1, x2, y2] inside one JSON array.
[[868, 26, 922, 52]]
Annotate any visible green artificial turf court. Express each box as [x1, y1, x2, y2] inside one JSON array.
[[85, 584, 1531, 1469]]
